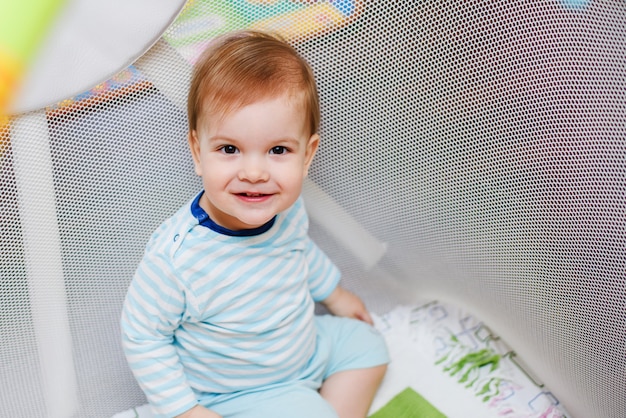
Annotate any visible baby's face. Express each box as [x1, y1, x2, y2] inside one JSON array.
[[189, 94, 319, 231]]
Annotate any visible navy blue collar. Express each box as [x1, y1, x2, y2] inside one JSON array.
[[190, 192, 276, 237]]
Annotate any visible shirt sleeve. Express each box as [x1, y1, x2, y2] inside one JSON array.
[[304, 237, 341, 302], [120, 250, 198, 418]]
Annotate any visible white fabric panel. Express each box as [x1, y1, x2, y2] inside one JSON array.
[[10, 0, 187, 113]]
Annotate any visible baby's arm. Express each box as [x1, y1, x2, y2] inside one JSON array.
[[321, 285, 373, 325], [122, 254, 212, 416]]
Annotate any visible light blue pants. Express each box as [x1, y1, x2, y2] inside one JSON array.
[[200, 315, 390, 418]]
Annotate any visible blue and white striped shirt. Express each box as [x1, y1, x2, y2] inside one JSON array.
[[121, 194, 340, 417]]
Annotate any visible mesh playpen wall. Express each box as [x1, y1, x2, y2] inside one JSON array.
[[1, 1, 624, 417]]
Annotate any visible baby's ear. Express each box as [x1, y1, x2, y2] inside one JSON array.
[[188, 130, 202, 176], [303, 133, 320, 176]]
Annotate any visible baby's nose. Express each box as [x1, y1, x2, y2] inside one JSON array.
[[238, 158, 269, 182]]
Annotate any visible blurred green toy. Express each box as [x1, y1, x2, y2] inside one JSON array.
[[0, 0, 67, 122]]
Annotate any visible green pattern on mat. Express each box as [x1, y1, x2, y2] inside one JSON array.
[[369, 388, 446, 418]]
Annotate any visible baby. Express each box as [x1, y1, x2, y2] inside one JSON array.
[[121, 30, 389, 418]]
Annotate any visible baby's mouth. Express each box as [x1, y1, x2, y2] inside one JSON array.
[[237, 192, 271, 198]]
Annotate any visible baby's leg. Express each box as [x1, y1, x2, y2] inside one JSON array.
[[203, 382, 339, 418], [319, 364, 387, 418]]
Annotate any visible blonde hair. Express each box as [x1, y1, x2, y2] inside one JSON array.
[[187, 30, 320, 135]]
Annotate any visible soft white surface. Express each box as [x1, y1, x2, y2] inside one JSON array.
[[370, 304, 570, 418], [369, 307, 501, 418], [10, 0, 187, 114]]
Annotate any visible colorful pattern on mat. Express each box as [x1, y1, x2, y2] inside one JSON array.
[[373, 302, 570, 418], [165, 0, 360, 63], [47, 66, 145, 111], [45, 0, 361, 111]]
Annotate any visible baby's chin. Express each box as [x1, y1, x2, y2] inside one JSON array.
[[229, 212, 277, 231]]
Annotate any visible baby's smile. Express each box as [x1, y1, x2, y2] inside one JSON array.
[[236, 192, 273, 203]]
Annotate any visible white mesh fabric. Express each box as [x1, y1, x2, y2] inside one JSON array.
[[1, 1, 624, 417]]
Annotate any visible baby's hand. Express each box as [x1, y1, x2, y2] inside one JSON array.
[[322, 286, 373, 325], [176, 405, 222, 418]]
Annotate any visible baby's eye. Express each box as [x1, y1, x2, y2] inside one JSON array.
[[220, 145, 238, 154], [270, 146, 288, 155]]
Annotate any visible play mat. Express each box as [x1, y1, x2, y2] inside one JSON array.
[[113, 300, 570, 418]]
